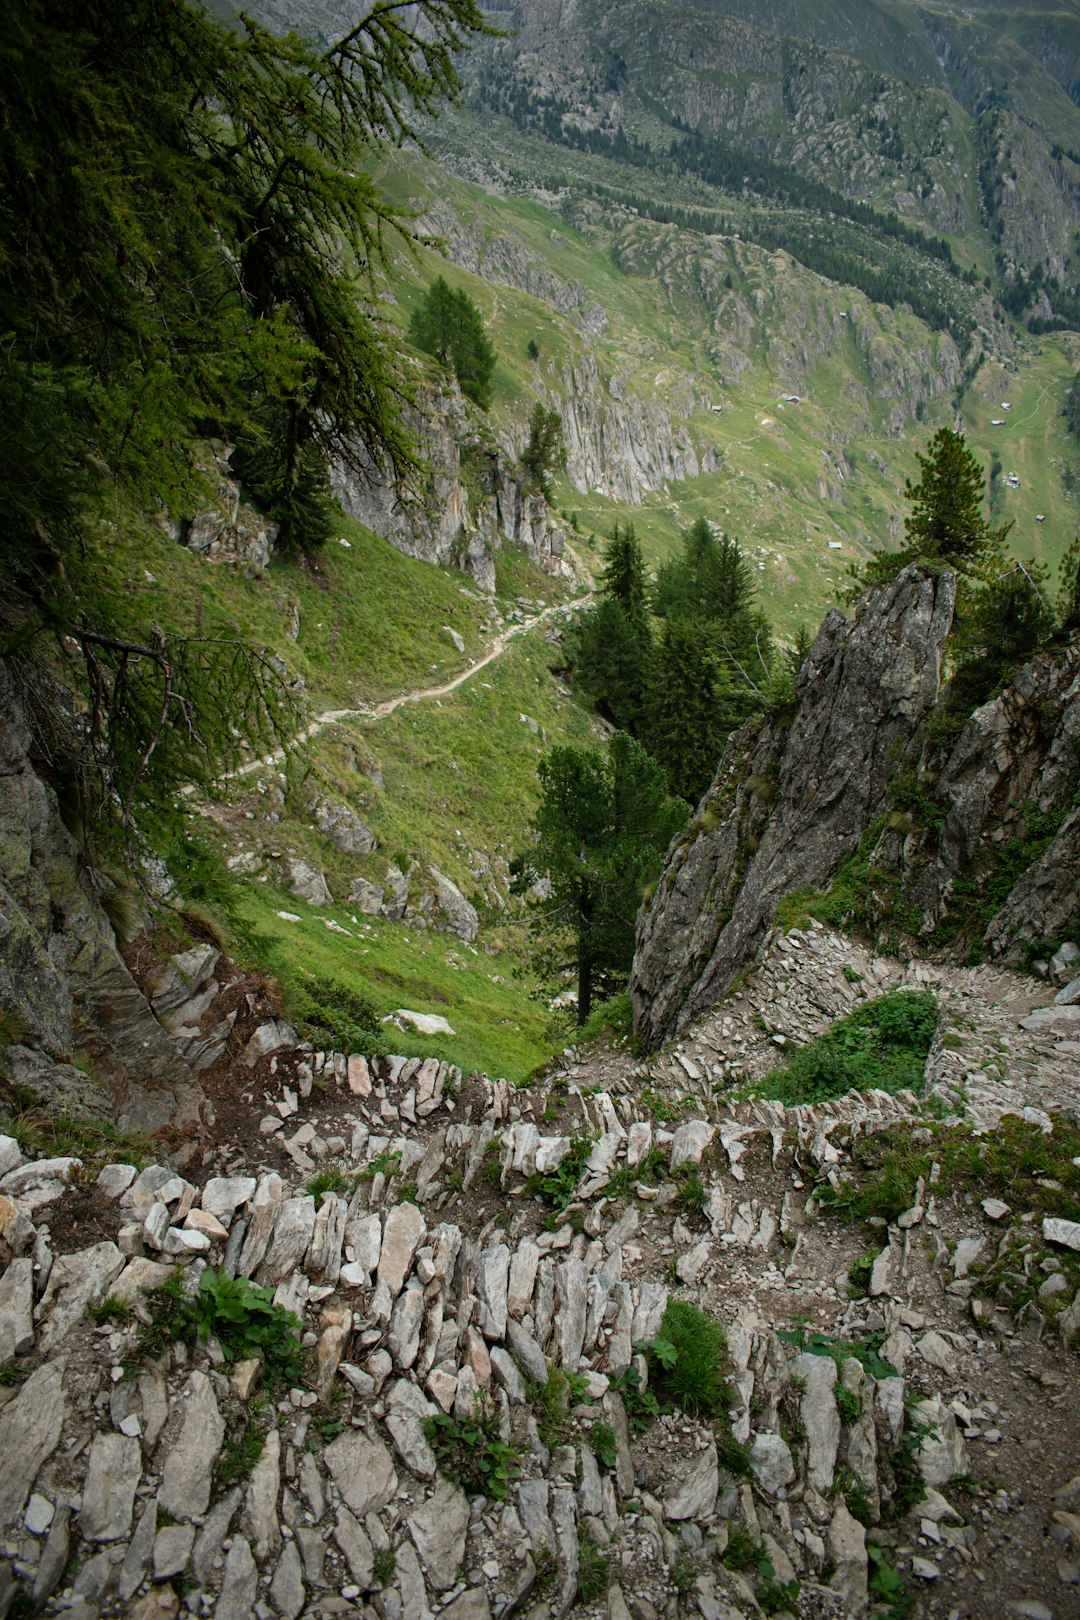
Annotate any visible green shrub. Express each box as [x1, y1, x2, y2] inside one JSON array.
[[423, 1408, 521, 1500], [643, 1300, 733, 1421], [137, 1268, 302, 1384], [750, 989, 938, 1106]]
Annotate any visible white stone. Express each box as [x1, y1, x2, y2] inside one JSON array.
[[1044, 1217, 1080, 1253]]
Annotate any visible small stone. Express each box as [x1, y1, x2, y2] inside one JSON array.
[[80, 1431, 142, 1540], [665, 1439, 718, 1521], [408, 1479, 470, 1589], [24, 1494, 55, 1535], [982, 1198, 1011, 1221], [323, 1430, 397, 1518], [750, 1433, 796, 1495], [153, 1522, 196, 1580], [911, 1556, 939, 1580], [1044, 1217, 1080, 1253]]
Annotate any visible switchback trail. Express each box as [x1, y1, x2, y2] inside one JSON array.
[[230, 591, 591, 781]]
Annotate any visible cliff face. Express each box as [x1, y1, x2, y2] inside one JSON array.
[[331, 382, 571, 592], [632, 567, 1080, 1050], [0, 663, 204, 1139], [631, 567, 956, 1048]]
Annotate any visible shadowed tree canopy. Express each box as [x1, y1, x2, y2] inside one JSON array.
[[512, 733, 687, 1024], [408, 275, 497, 408], [0, 0, 486, 841]]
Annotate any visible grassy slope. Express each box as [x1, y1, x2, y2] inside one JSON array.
[[385, 147, 1080, 639]]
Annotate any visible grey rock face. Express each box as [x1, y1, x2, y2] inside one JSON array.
[[323, 1432, 397, 1518], [158, 1371, 225, 1519], [0, 660, 203, 1134], [408, 864, 480, 943], [313, 797, 377, 855], [408, 1479, 470, 1590], [0, 1358, 66, 1526], [632, 568, 956, 1046], [79, 1432, 141, 1541], [287, 857, 332, 907]]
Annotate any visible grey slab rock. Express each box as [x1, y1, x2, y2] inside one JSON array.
[[750, 1432, 796, 1495], [506, 1318, 548, 1387], [517, 1478, 556, 1555], [669, 1120, 715, 1169], [507, 1239, 540, 1320], [153, 1522, 196, 1580], [1044, 1216, 1080, 1252], [32, 1499, 70, 1607], [490, 1343, 527, 1402], [0, 1356, 66, 1526], [556, 1256, 589, 1369], [323, 1430, 398, 1517], [378, 1202, 426, 1294], [256, 1195, 316, 1285], [388, 1280, 425, 1370], [408, 1478, 469, 1590], [475, 1243, 511, 1340], [270, 1539, 306, 1619], [912, 1395, 968, 1486], [827, 1500, 868, 1614], [395, 1540, 432, 1620], [0, 1256, 34, 1359], [80, 1431, 141, 1540], [440, 1593, 492, 1620], [159, 1370, 225, 1519], [385, 1378, 438, 1479], [244, 1425, 281, 1559], [201, 1176, 257, 1223], [119, 1498, 157, 1602], [334, 1505, 374, 1586], [795, 1352, 840, 1493], [36, 1241, 125, 1351], [295, 1524, 326, 1586], [666, 1438, 719, 1521], [215, 1534, 258, 1620], [192, 1487, 241, 1587]]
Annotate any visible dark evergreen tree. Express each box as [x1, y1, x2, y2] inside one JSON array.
[[520, 403, 565, 499], [512, 733, 687, 1023], [408, 276, 497, 408], [647, 618, 730, 804], [903, 429, 1010, 570], [0, 0, 487, 842], [573, 598, 651, 733], [601, 522, 651, 643]]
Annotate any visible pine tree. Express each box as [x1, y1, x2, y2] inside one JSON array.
[[573, 599, 651, 733], [647, 619, 729, 804], [903, 429, 1010, 570], [408, 276, 497, 408], [601, 522, 651, 644], [520, 403, 565, 499], [513, 733, 686, 1023]]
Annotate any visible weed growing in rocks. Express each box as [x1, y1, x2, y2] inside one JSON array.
[[645, 1300, 734, 1421], [525, 1133, 594, 1214], [0, 1087, 149, 1171], [136, 1268, 302, 1383], [777, 1324, 897, 1381], [304, 1165, 351, 1199], [215, 1402, 270, 1486], [372, 1548, 396, 1587], [672, 1165, 707, 1219], [423, 1408, 521, 1500], [749, 989, 938, 1106], [88, 1293, 133, 1325], [867, 1545, 912, 1617], [576, 1528, 609, 1602]]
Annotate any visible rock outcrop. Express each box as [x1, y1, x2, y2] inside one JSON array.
[[631, 567, 955, 1048], [332, 383, 571, 593], [0, 663, 204, 1139]]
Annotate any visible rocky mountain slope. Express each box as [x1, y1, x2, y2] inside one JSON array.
[[631, 565, 1080, 1049], [2, 902, 1079, 1620]]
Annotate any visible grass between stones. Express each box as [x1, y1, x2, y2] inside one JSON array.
[[746, 989, 939, 1107]]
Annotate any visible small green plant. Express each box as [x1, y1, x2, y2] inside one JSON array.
[[137, 1268, 302, 1384], [524, 1132, 594, 1213], [361, 1149, 402, 1181], [372, 1547, 396, 1587], [482, 1145, 503, 1187], [590, 1421, 618, 1472], [0, 1360, 29, 1386], [847, 1250, 880, 1298], [754, 1558, 800, 1616], [842, 964, 862, 984], [749, 990, 938, 1107], [642, 1300, 733, 1420], [578, 991, 633, 1045], [885, 1425, 928, 1521], [832, 1464, 874, 1527], [777, 1325, 896, 1382], [576, 1528, 610, 1602], [398, 1180, 419, 1205], [672, 1165, 707, 1219], [670, 1548, 698, 1594], [216, 1404, 270, 1486], [721, 1524, 762, 1570], [836, 1385, 863, 1426], [89, 1294, 133, 1324], [423, 1408, 521, 1500], [641, 1087, 682, 1123], [304, 1166, 349, 1200], [867, 1546, 913, 1617], [610, 1363, 662, 1435]]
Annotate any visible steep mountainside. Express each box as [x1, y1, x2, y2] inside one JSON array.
[[632, 565, 1080, 1048]]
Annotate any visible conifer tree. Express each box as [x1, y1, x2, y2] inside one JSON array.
[[408, 276, 497, 408], [647, 619, 729, 804], [513, 733, 686, 1023], [601, 522, 651, 644]]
